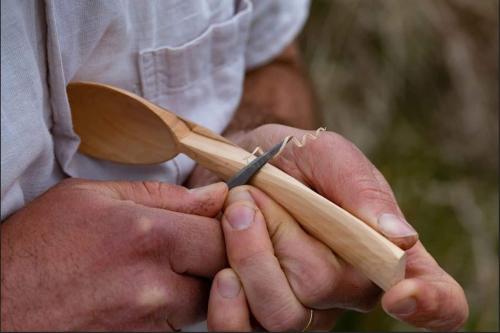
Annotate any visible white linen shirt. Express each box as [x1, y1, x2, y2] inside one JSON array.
[[1, 0, 309, 220]]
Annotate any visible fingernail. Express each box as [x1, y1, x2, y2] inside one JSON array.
[[227, 188, 254, 205], [189, 182, 226, 197], [387, 297, 417, 317], [378, 213, 417, 238], [217, 271, 241, 299], [225, 204, 255, 230]]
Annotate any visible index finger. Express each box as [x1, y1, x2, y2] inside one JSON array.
[[122, 204, 227, 278], [244, 125, 419, 250]]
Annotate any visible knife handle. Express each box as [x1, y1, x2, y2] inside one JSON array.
[[178, 131, 405, 291]]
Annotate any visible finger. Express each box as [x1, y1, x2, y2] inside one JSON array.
[[381, 242, 469, 331], [222, 189, 310, 331], [243, 125, 418, 250], [185, 165, 222, 188], [222, 188, 342, 331], [241, 186, 382, 312], [97, 180, 228, 217], [295, 130, 418, 250], [207, 269, 251, 332], [127, 206, 227, 278], [102, 264, 209, 331], [157, 273, 210, 330]]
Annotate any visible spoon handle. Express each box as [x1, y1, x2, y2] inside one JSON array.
[[178, 131, 405, 291]]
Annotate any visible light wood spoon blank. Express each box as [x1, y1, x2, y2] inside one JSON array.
[[67, 81, 406, 291]]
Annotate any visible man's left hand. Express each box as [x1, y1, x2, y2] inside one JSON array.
[[190, 124, 468, 331]]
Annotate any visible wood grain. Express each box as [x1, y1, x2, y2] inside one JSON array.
[[67, 82, 191, 164], [179, 132, 406, 291], [68, 81, 406, 290]]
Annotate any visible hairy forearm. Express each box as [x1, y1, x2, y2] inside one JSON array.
[[223, 42, 319, 137]]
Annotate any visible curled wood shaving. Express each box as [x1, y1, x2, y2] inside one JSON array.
[[245, 127, 326, 163]]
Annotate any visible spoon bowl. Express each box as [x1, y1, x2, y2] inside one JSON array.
[[67, 81, 187, 164]]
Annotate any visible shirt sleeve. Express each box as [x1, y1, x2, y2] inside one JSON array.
[[245, 0, 310, 70]]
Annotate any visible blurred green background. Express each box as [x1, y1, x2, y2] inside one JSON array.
[[298, 0, 498, 331]]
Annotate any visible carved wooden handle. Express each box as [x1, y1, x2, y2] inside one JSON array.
[[178, 132, 405, 291]]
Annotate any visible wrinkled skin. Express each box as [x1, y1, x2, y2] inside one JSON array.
[[1, 179, 228, 331], [188, 124, 468, 332], [1, 125, 468, 331]]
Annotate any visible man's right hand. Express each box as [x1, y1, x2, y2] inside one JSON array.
[[1, 178, 228, 331]]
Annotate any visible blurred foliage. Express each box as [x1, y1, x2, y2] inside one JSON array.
[[298, 0, 498, 331]]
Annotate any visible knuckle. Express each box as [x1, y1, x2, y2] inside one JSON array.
[[355, 180, 395, 207], [129, 215, 170, 254], [401, 290, 440, 328], [140, 181, 184, 199], [134, 180, 183, 204], [263, 304, 304, 331], [230, 249, 274, 272], [306, 131, 337, 158], [287, 258, 340, 307], [139, 181, 163, 198], [322, 131, 359, 155], [133, 272, 169, 311], [134, 215, 155, 236], [433, 282, 469, 331], [322, 133, 397, 204]]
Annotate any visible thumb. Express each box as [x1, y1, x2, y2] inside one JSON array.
[[101, 180, 228, 217], [382, 277, 468, 331], [283, 127, 420, 250], [381, 243, 469, 331], [207, 269, 251, 331]]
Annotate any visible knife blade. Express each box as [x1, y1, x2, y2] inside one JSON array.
[[226, 139, 286, 189]]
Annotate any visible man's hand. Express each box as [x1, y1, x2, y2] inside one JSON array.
[[203, 124, 468, 331], [1, 178, 228, 331]]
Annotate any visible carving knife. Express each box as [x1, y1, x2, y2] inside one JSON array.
[[226, 140, 286, 189]]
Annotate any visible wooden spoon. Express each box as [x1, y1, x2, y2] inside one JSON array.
[[67, 81, 405, 291]]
